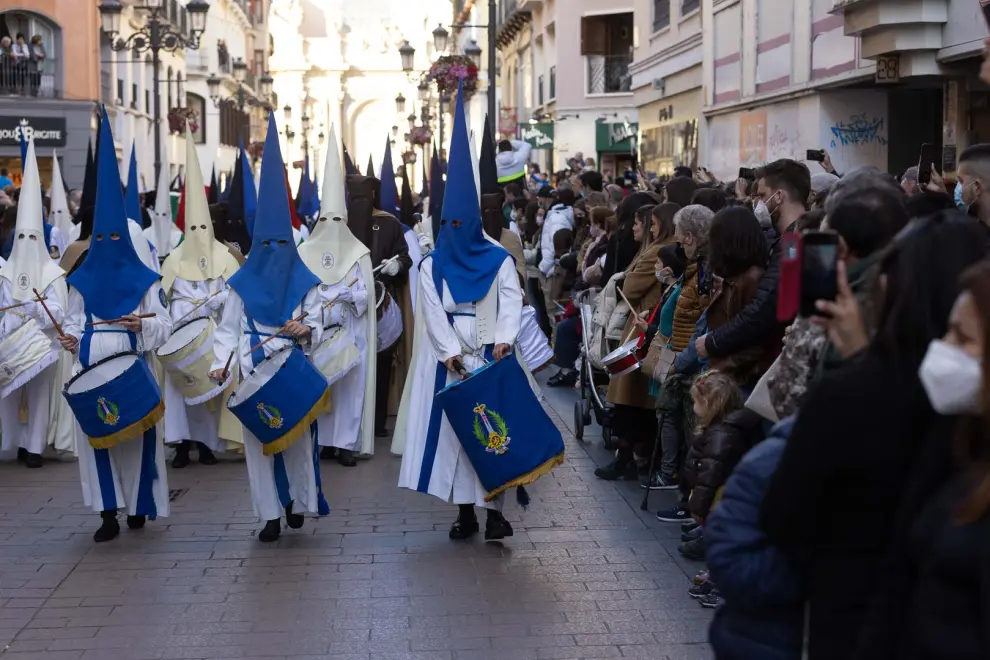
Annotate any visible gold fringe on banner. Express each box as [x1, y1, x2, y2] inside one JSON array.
[[87, 399, 165, 450], [261, 388, 332, 457], [484, 451, 566, 502]]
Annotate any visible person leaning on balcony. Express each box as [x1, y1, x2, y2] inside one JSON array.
[[11, 34, 29, 91], [29, 35, 45, 96], [495, 139, 533, 186], [0, 37, 12, 91]]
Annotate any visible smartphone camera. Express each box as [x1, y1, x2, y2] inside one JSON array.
[[738, 167, 756, 180], [800, 231, 839, 318], [806, 149, 825, 163]]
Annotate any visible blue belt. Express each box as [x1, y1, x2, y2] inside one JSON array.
[[450, 312, 476, 318]]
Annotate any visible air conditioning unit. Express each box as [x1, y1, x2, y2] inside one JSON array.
[[652, 78, 666, 93]]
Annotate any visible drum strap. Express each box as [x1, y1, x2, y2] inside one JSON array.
[[244, 316, 295, 369], [80, 313, 136, 369]]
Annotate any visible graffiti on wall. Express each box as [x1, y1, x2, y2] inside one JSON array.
[[829, 114, 887, 149]]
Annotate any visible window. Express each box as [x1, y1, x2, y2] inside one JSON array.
[[116, 78, 124, 105], [187, 93, 206, 144], [131, 83, 138, 109], [582, 13, 633, 95], [682, 0, 700, 14], [166, 66, 173, 109], [0, 10, 61, 97], [538, 74, 544, 106], [653, 0, 670, 32], [549, 65, 556, 99], [145, 89, 150, 114]]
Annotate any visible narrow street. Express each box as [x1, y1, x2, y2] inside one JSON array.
[[0, 376, 712, 660]]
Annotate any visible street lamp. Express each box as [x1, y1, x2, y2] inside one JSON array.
[[417, 80, 430, 103], [395, 93, 406, 115], [432, 24, 449, 53], [98, 0, 209, 182], [407, 113, 416, 131], [232, 58, 248, 83], [464, 40, 482, 68], [207, 65, 274, 144], [283, 104, 292, 122], [391, 125, 399, 138], [399, 41, 415, 73]]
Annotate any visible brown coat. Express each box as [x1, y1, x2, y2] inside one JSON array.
[[670, 261, 710, 352], [707, 266, 775, 383], [606, 241, 665, 410]]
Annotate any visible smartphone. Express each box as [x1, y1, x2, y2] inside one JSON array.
[[739, 167, 756, 180], [806, 149, 825, 163], [982, 0, 990, 29], [800, 231, 840, 318], [917, 143, 939, 185], [777, 233, 802, 322]]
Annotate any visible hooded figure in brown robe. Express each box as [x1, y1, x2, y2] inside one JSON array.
[[478, 116, 526, 293], [345, 174, 413, 436]]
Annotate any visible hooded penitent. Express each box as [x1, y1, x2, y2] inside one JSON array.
[[208, 167, 218, 204], [67, 110, 159, 321], [428, 142, 444, 241], [216, 151, 252, 255], [0, 138, 65, 302], [379, 138, 399, 216], [124, 144, 143, 226], [343, 143, 357, 176], [225, 114, 319, 328], [345, 175, 381, 249], [145, 126, 183, 258], [366, 154, 375, 179], [433, 85, 509, 305], [74, 133, 98, 240], [399, 165, 415, 228], [49, 150, 73, 238], [478, 114, 506, 242], [238, 140, 258, 237], [161, 127, 240, 294]]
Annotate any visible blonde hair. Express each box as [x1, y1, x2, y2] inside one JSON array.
[[690, 371, 742, 434]]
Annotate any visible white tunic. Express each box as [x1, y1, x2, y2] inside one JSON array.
[[396, 256, 522, 510], [401, 227, 421, 314], [162, 276, 229, 451], [210, 288, 327, 522], [312, 263, 370, 452], [63, 283, 173, 516], [0, 278, 65, 457], [48, 225, 69, 261]]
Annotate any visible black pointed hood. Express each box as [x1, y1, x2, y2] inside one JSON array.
[[366, 154, 375, 178], [399, 164, 415, 227], [479, 115, 500, 196]]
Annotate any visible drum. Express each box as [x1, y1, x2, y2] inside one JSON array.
[[602, 339, 643, 378], [311, 324, 361, 387], [0, 318, 59, 399], [435, 355, 564, 502], [157, 317, 228, 405], [518, 305, 554, 373], [63, 352, 164, 449], [375, 281, 402, 353], [226, 346, 331, 456]]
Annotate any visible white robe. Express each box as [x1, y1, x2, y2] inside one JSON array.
[[396, 256, 522, 510], [162, 276, 229, 451], [401, 226, 421, 314], [144, 226, 183, 260], [211, 288, 327, 522], [48, 225, 69, 261], [64, 283, 173, 517], [0, 278, 65, 458], [312, 263, 371, 452]]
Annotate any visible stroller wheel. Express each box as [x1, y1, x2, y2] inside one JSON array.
[[573, 402, 585, 441], [602, 426, 615, 450], [582, 400, 592, 426]]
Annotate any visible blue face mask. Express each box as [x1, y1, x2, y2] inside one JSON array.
[[955, 181, 969, 212]]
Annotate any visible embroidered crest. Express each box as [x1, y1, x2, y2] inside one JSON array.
[[256, 402, 283, 430], [321, 252, 334, 270], [472, 404, 510, 455], [16, 273, 28, 290], [48, 245, 60, 259], [96, 397, 120, 426], [159, 289, 168, 308], [198, 256, 208, 271]]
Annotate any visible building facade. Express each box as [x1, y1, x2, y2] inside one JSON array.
[[0, 1, 101, 190], [496, 0, 639, 176]]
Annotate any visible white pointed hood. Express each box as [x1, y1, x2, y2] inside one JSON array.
[[48, 151, 72, 236], [160, 126, 239, 292], [147, 126, 182, 256], [0, 139, 65, 301], [299, 124, 369, 285]]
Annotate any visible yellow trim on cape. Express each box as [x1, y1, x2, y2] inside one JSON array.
[[483, 450, 565, 502], [261, 387, 333, 457], [87, 399, 165, 450]]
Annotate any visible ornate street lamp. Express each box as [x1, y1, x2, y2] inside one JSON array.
[[395, 93, 406, 115], [399, 41, 415, 73], [464, 40, 482, 68], [432, 23, 449, 53]]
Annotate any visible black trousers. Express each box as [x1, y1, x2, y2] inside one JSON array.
[[375, 345, 396, 433]]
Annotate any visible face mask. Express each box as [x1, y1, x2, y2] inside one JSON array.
[[956, 181, 973, 213], [753, 201, 773, 229], [919, 339, 983, 415]]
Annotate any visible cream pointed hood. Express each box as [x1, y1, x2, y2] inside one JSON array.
[[147, 126, 182, 256], [160, 126, 239, 292], [299, 125, 369, 285], [0, 139, 64, 301], [48, 151, 73, 237]]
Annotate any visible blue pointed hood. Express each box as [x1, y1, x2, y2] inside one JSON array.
[[428, 141, 445, 240], [226, 114, 320, 327], [379, 137, 398, 215], [238, 139, 257, 236], [125, 144, 142, 223], [432, 85, 508, 304], [67, 110, 159, 320]]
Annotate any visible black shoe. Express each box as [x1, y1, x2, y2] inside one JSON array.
[[681, 525, 704, 542], [679, 536, 706, 561], [484, 511, 513, 541], [688, 580, 716, 599], [449, 506, 479, 540], [16, 447, 27, 463], [640, 472, 678, 490], [547, 370, 578, 387], [94, 510, 119, 543], [319, 447, 337, 461], [285, 502, 304, 529], [594, 456, 638, 481], [699, 590, 722, 608], [337, 449, 357, 467], [259, 519, 281, 542], [171, 445, 191, 469], [24, 452, 43, 469], [656, 505, 691, 523], [126, 515, 146, 530], [197, 445, 218, 466]]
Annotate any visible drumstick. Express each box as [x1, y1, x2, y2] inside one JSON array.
[[246, 311, 310, 355], [373, 255, 399, 275], [319, 276, 360, 310], [174, 290, 223, 324], [0, 296, 45, 313], [86, 313, 156, 327], [220, 352, 235, 382], [615, 285, 641, 346], [31, 288, 65, 338]]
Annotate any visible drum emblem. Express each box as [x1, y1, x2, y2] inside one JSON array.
[[472, 404, 510, 455], [96, 397, 120, 427], [256, 402, 284, 430], [16, 274, 28, 289]]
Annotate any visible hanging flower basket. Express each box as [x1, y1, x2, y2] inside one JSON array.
[[426, 54, 478, 97], [409, 125, 432, 147], [167, 107, 199, 134]]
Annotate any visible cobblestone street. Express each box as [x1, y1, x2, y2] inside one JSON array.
[[0, 382, 712, 660]]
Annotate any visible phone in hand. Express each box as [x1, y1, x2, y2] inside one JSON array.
[[777, 233, 801, 322], [800, 230, 840, 318], [739, 167, 756, 180], [806, 149, 826, 163], [917, 143, 939, 185]]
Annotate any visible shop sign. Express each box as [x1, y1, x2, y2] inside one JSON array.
[[521, 123, 554, 149], [595, 122, 638, 153], [0, 116, 66, 147]]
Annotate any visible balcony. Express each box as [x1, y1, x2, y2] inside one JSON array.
[[0, 58, 59, 99], [587, 54, 632, 95], [549, 65, 555, 100], [831, 0, 948, 62], [496, 0, 533, 49]]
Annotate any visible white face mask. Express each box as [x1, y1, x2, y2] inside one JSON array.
[[919, 339, 983, 415], [753, 201, 773, 229], [510, 210, 519, 221]]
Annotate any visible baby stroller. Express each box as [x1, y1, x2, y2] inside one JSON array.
[[573, 288, 616, 448]]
